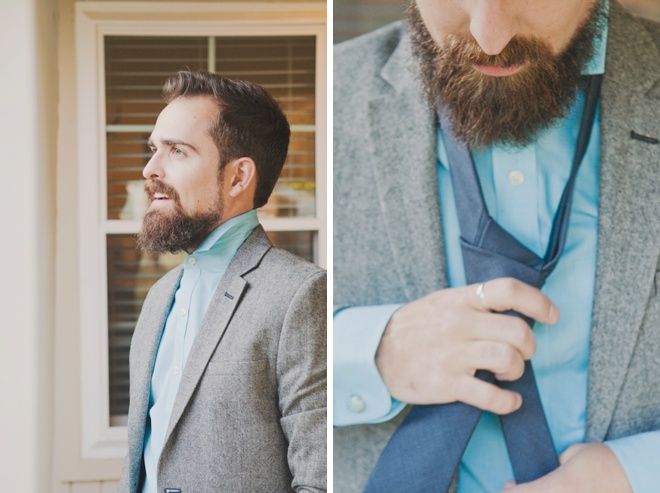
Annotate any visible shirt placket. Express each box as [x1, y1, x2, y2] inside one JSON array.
[[166, 259, 199, 411], [492, 145, 542, 256]]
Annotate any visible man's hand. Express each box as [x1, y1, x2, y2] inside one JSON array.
[[501, 443, 633, 493], [375, 277, 558, 414]]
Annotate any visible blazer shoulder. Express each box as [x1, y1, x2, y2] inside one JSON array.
[[638, 16, 660, 48], [608, 5, 660, 69], [258, 247, 326, 287], [241, 248, 326, 334], [614, 11, 660, 98]]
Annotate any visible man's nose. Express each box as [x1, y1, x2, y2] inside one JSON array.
[[468, 0, 519, 55], [142, 153, 163, 180]]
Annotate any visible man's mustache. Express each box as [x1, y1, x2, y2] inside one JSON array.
[[144, 180, 180, 203], [440, 33, 555, 68]]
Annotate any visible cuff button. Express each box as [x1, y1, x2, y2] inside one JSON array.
[[348, 394, 366, 413]]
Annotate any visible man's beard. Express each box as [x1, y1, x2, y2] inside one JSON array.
[[407, 0, 606, 148], [137, 180, 222, 255]]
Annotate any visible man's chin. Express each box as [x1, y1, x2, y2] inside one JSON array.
[[436, 71, 574, 148], [137, 208, 221, 255]]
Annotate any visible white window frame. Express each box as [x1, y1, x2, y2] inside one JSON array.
[[76, 1, 326, 460]]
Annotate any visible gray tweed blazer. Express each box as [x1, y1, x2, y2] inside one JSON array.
[[334, 2, 660, 492], [119, 226, 326, 493]]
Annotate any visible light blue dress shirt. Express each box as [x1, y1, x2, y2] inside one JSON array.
[[334, 5, 660, 490], [141, 210, 259, 493]]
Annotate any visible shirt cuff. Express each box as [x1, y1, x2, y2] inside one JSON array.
[[605, 430, 660, 493], [333, 304, 406, 426]]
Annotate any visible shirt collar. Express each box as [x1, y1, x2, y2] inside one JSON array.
[[188, 209, 259, 262], [583, 0, 609, 75]]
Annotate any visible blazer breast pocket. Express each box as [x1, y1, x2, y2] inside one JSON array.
[[204, 358, 269, 376]]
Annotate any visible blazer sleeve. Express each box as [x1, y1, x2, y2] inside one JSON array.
[[277, 270, 327, 492]]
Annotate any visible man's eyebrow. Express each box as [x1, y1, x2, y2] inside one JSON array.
[[147, 138, 200, 154]]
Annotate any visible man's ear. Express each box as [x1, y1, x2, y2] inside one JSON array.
[[225, 157, 257, 198]]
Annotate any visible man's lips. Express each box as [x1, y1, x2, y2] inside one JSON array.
[[473, 64, 524, 77], [145, 180, 179, 209], [149, 192, 173, 208]]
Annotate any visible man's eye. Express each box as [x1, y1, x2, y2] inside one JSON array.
[[172, 147, 184, 156]]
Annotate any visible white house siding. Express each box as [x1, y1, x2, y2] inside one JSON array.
[[0, 0, 58, 491]]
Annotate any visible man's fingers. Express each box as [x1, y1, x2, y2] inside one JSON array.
[[469, 278, 559, 325], [470, 312, 537, 361], [455, 376, 522, 415], [465, 340, 526, 381], [376, 282, 555, 406]]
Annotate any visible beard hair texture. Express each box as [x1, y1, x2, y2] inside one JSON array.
[[407, 0, 606, 148], [137, 179, 222, 255]]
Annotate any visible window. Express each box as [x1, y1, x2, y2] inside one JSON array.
[[76, 2, 326, 459]]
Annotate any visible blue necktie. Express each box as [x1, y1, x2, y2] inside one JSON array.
[[364, 75, 603, 493]]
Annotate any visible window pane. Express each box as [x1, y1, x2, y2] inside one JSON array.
[[215, 36, 316, 219], [106, 234, 186, 420], [107, 131, 151, 221], [214, 36, 315, 125], [266, 231, 315, 263], [105, 36, 207, 126], [105, 36, 208, 221], [267, 130, 316, 218]]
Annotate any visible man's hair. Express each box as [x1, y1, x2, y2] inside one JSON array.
[[162, 70, 291, 209]]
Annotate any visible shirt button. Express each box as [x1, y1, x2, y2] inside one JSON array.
[[173, 366, 180, 375], [508, 170, 525, 187], [188, 257, 196, 265], [180, 308, 186, 316], [347, 394, 366, 413]]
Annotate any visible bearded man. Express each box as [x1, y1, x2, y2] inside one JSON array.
[[118, 71, 326, 493], [334, 0, 659, 492]]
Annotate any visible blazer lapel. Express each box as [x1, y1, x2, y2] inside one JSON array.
[[162, 226, 272, 446], [367, 34, 448, 300], [128, 266, 183, 492], [586, 3, 660, 441]]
